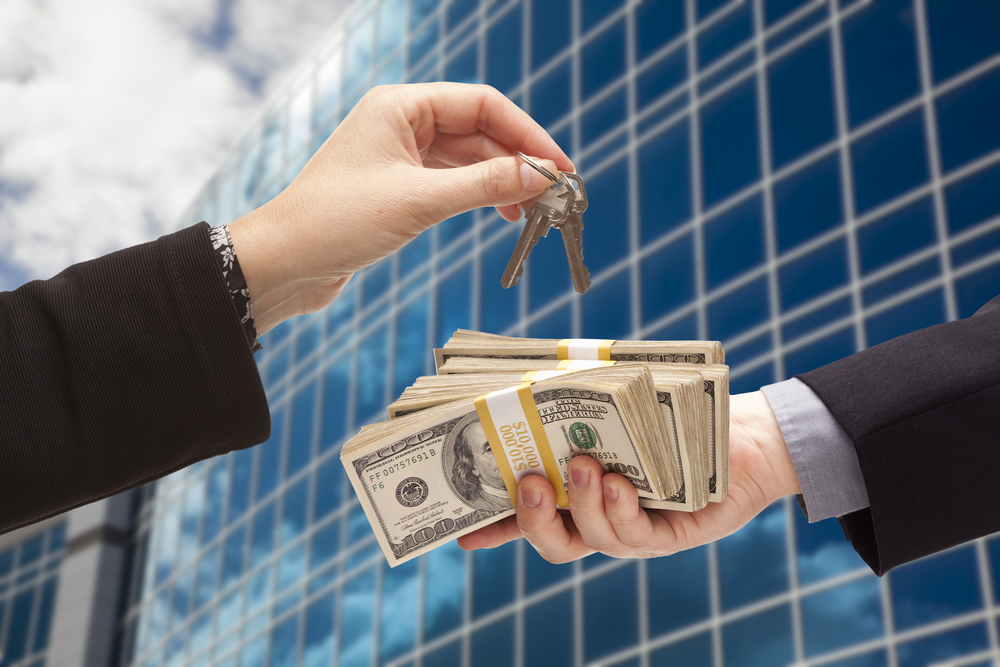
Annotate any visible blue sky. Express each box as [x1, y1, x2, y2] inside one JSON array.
[[0, 0, 351, 291]]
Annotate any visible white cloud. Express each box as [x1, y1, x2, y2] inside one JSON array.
[[0, 0, 351, 290]]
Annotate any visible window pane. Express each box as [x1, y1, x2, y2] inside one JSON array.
[[309, 520, 341, 571], [435, 265, 472, 347], [650, 632, 713, 667], [304, 592, 336, 667], [424, 540, 466, 641], [865, 288, 946, 346], [704, 194, 765, 289], [779, 238, 849, 311], [321, 355, 352, 451], [638, 119, 691, 243], [255, 408, 283, 502], [288, 381, 318, 478], [927, 0, 1000, 82], [890, 546, 982, 632], [250, 503, 276, 568], [722, 604, 794, 667], [532, 0, 571, 70], [32, 577, 58, 651], [582, 20, 627, 99], [802, 577, 884, 656], [707, 276, 770, 341], [486, 5, 521, 94], [281, 477, 310, 545], [380, 559, 419, 662], [635, 0, 685, 62], [583, 158, 631, 273], [641, 233, 696, 326], [355, 324, 389, 424], [582, 270, 632, 339], [768, 34, 835, 168], [700, 78, 759, 208], [851, 110, 928, 215], [936, 66, 1000, 173], [525, 590, 573, 667], [472, 541, 515, 618], [472, 615, 515, 667], [314, 457, 344, 520], [774, 153, 843, 253], [584, 564, 639, 661], [221, 526, 246, 590], [394, 295, 430, 397], [648, 547, 710, 637], [857, 197, 936, 275], [270, 613, 300, 667], [340, 569, 376, 667], [841, 0, 919, 127], [195, 547, 220, 609], [480, 234, 521, 334], [718, 503, 787, 611], [697, 2, 752, 69]]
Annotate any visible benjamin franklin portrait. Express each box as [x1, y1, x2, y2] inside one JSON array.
[[443, 416, 512, 512]]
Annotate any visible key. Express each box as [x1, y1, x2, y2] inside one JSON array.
[[501, 179, 574, 288], [554, 172, 592, 294]]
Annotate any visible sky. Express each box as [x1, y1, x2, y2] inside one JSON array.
[[0, 0, 352, 291]]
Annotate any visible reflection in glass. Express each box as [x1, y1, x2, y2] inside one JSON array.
[[424, 540, 466, 641], [380, 559, 419, 662], [718, 503, 788, 611], [340, 569, 376, 667], [315, 49, 343, 127], [346, 13, 374, 95], [303, 592, 337, 667], [802, 577, 883, 656]]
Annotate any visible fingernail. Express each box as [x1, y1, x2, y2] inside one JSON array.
[[571, 467, 590, 489], [521, 485, 541, 508], [604, 483, 618, 502], [519, 162, 549, 192]]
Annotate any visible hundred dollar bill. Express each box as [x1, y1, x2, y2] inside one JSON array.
[[342, 366, 676, 565]]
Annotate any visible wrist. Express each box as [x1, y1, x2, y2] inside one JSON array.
[[228, 200, 352, 336], [732, 391, 803, 501]]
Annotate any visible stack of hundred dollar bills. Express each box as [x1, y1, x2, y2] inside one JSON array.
[[341, 330, 729, 566]]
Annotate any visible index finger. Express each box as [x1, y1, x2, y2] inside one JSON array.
[[406, 82, 574, 173]]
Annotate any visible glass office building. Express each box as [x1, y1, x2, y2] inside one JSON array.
[[108, 1, 1000, 666], [0, 523, 65, 667]]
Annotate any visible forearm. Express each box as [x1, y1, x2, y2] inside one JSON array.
[[0, 223, 269, 534]]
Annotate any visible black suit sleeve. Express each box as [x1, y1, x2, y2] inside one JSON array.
[[0, 222, 270, 535], [798, 294, 1000, 575]]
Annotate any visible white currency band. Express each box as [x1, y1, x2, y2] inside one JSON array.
[[483, 386, 550, 487], [567, 339, 603, 360]]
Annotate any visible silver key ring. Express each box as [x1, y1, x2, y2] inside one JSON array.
[[513, 151, 561, 183]]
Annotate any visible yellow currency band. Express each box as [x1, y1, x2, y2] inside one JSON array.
[[474, 383, 569, 509], [556, 339, 617, 360]]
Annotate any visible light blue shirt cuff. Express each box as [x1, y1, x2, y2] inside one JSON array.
[[760, 378, 870, 522]]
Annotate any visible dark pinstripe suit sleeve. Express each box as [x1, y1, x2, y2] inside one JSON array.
[[798, 294, 1000, 575], [0, 222, 270, 535]]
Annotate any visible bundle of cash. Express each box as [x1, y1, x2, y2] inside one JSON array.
[[342, 365, 684, 565], [390, 360, 729, 512], [434, 329, 725, 369], [341, 333, 728, 566]]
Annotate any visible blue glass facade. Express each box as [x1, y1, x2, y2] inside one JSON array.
[[0, 523, 66, 667], [120, 0, 1000, 665]]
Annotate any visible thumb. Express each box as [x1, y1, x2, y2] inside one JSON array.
[[421, 155, 559, 221]]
